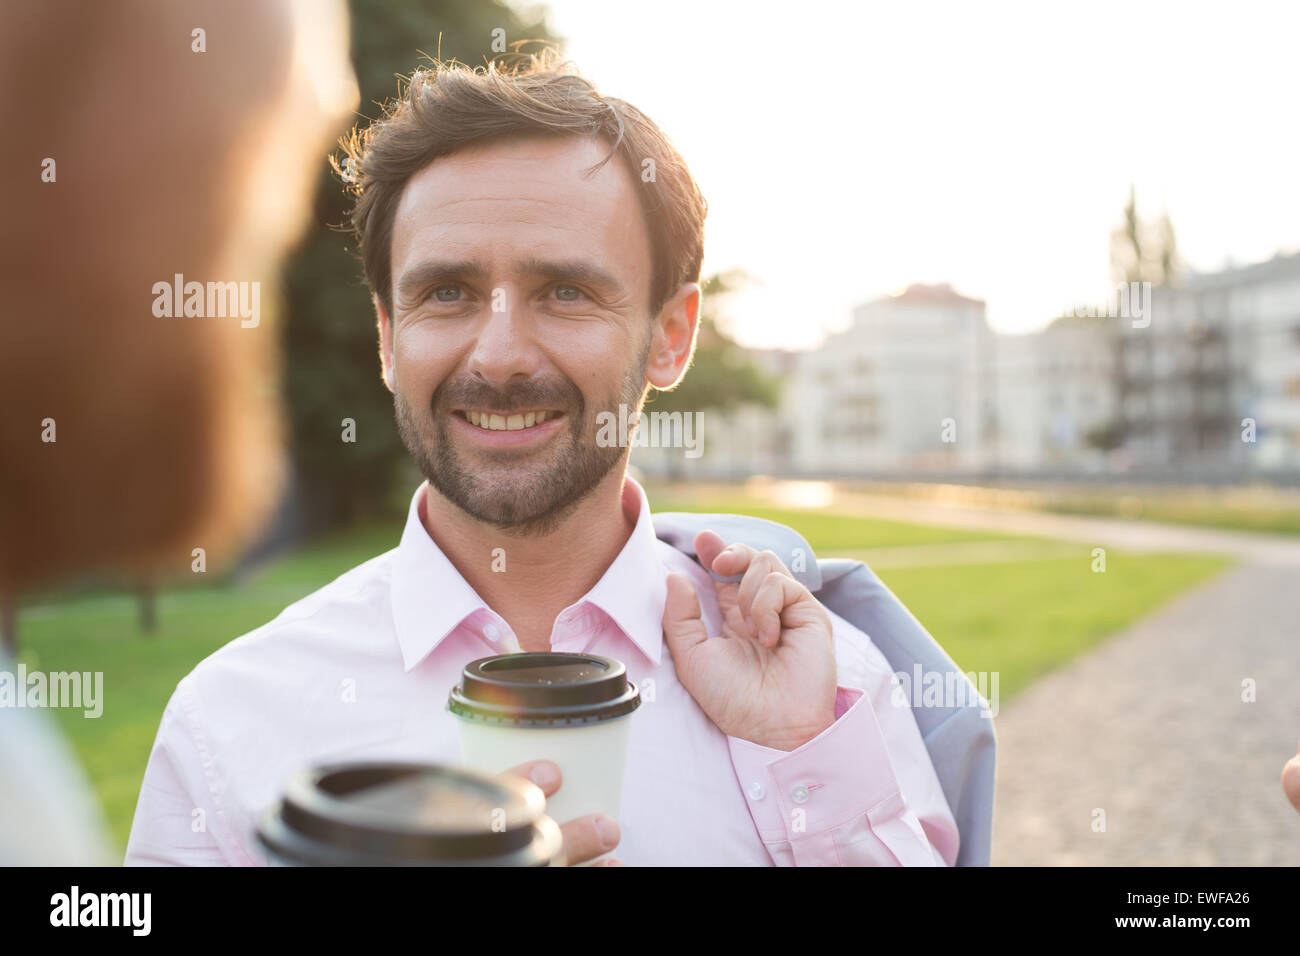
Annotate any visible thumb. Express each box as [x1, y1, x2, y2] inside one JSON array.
[[662, 572, 708, 660], [1284, 749, 1300, 814]]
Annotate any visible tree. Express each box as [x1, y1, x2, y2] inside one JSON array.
[[1101, 186, 1182, 457], [282, 0, 558, 534], [1083, 419, 1126, 452], [1109, 184, 1181, 286]]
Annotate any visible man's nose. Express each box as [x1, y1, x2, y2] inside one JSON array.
[[466, 291, 540, 387]]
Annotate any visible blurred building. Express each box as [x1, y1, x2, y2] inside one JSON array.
[[785, 283, 995, 474], [634, 253, 1300, 481], [992, 316, 1119, 473], [1119, 251, 1300, 473]]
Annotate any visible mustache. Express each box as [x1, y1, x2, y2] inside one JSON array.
[[430, 377, 584, 414]]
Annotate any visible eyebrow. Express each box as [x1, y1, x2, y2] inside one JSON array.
[[395, 259, 488, 303], [515, 257, 623, 294], [395, 256, 625, 303]]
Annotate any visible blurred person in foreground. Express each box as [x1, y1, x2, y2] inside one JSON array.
[[0, 0, 356, 864], [125, 52, 963, 867]]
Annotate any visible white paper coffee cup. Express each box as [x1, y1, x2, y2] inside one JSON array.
[[448, 653, 640, 858]]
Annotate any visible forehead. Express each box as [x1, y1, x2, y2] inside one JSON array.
[[389, 134, 651, 293]]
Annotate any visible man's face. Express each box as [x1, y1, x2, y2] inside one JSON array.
[[385, 134, 657, 533]]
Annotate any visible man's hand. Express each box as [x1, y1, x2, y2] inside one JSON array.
[[504, 760, 624, 866], [662, 530, 838, 751], [1283, 739, 1300, 814]]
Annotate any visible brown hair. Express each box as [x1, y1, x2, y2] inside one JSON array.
[[337, 50, 707, 318], [1, 0, 350, 597]]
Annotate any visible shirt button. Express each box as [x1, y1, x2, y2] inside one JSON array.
[[483, 623, 500, 642], [747, 782, 765, 801], [791, 785, 810, 804]]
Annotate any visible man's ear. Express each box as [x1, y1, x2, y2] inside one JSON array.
[[375, 294, 396, 392], [645, 281, 701, 391]]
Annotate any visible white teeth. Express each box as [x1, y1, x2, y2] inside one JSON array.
[[464, 411, 557, 431]]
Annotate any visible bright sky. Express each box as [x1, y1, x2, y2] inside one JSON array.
[[534, 0, 1300, 348]]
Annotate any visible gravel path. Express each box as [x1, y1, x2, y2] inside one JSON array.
[[990, 560, 1300, 865], [805, 488, 1300, 865]]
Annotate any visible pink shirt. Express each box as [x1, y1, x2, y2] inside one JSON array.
[[124, 477, 958, 866]]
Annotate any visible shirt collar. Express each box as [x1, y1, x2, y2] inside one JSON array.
[[390, 483, 493, 672], [580, 475, 667, 667], [390, 476, 666, 672]]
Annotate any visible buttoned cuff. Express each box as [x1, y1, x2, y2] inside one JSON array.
[[727, 685, 921, 861]]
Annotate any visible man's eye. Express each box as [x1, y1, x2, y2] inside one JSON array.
[[431, 285, 462, 303], [551, 284, 584, 302]]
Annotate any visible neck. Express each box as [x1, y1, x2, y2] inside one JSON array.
[[419, 465, 638, 652]]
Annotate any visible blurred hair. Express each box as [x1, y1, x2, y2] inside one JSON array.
[[337, 49, 707, 319], [0, 0, 353, 595]]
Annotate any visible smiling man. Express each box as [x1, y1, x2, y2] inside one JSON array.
[[125, 53, 959, 866]]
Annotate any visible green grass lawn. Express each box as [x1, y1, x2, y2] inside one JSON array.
[[1038, 495, 1300, 536], [16, 501, 1231, 858], [870, 551, 1231, 703]]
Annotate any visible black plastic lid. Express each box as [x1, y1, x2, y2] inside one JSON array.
[[448, 653, 641, 727], [255, 761, 561, 866]]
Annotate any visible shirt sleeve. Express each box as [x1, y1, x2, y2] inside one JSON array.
[[123, 681, 236, 866], [725, 612, 960, 867]]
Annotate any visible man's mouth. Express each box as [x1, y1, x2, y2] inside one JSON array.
[[455, 409, 564, 432]]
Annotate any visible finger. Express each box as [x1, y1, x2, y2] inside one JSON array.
[[700, 536, 760, 580], [592, 857, 626, 866], [559, 814, 621, 866], [736, 550, 792, 631], [749, 570, 810, 647], [693, 529, 729, 572], [1284, 754, 1300, 813], [662, 571, 709, 659], [502, 759, 562, 798], [723, 602, 749, 639]]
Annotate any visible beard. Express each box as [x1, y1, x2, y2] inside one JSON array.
[[394, 347, 650, 536]]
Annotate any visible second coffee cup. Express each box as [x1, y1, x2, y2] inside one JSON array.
[[256, 761, 563, 866], [448, 652, 641, 832]]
